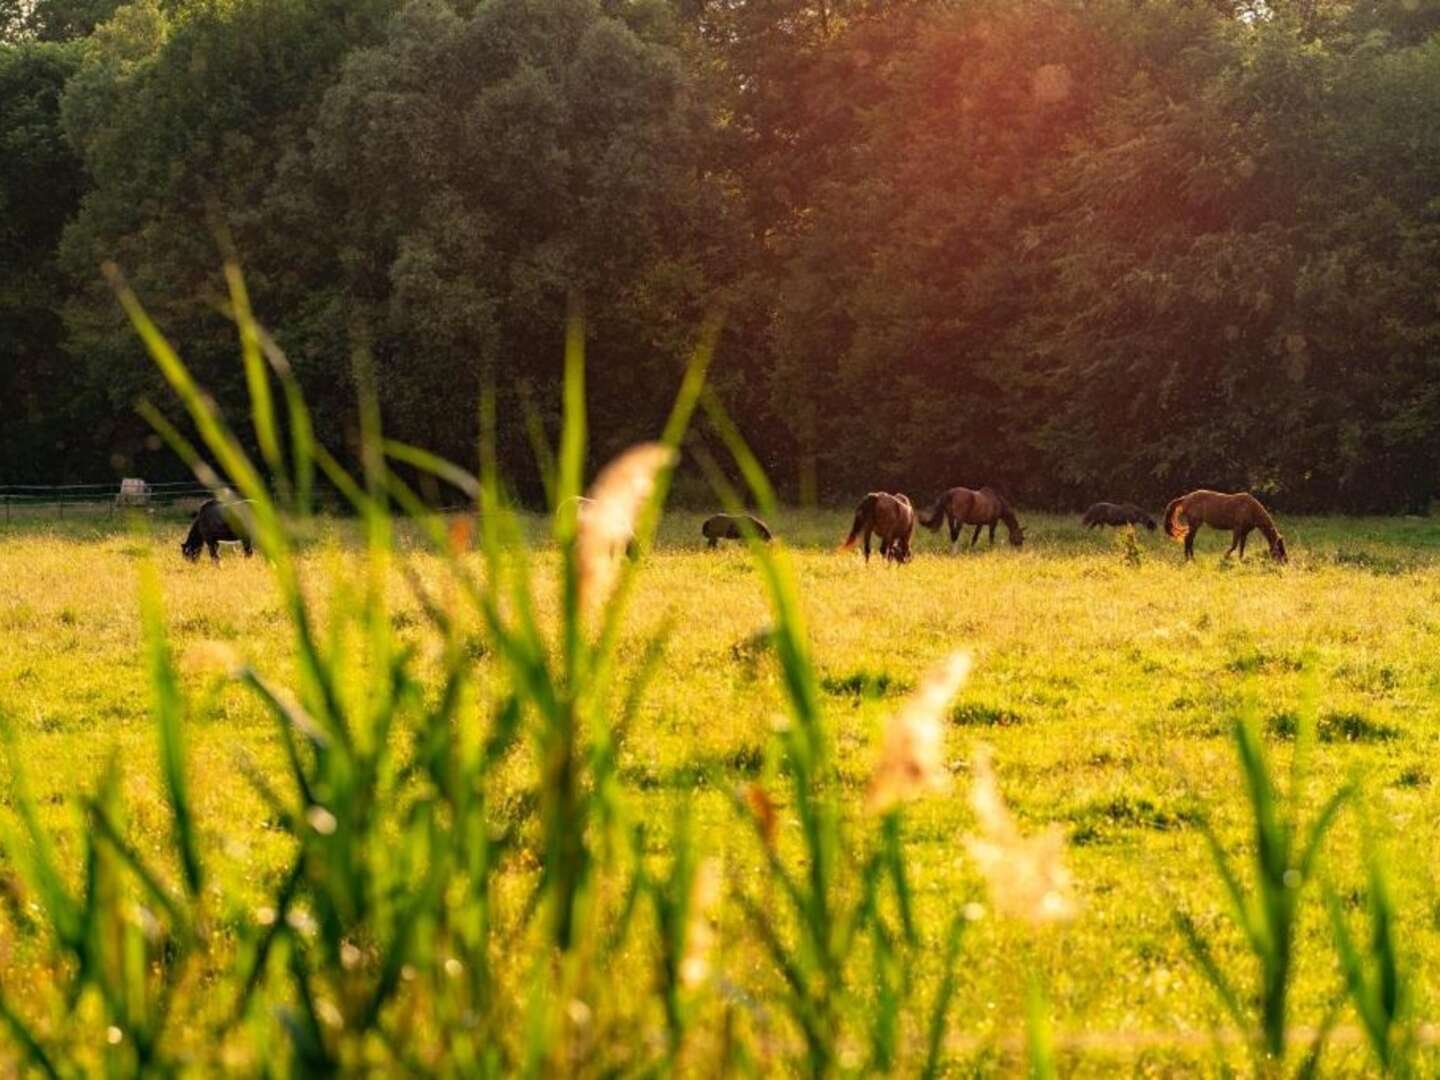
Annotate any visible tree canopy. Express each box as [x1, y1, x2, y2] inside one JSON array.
[[3, 0, 1438, 509]]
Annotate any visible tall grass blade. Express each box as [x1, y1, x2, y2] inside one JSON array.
[[223, 260, 287, 498], [1327, 815, 1410, 1075], [138, 562, 203, 898], [922, 913, 968, 1080], [1026, 973, 1057, 1080], [0, 713, 80, 949]]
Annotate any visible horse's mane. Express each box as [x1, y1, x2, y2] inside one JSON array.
[[1249, 497, 1281, 542]]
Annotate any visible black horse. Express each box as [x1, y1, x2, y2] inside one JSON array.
[[1081, 502, 1157, 531], [701, 513, 773, 548], [181, 499, 254, 562]]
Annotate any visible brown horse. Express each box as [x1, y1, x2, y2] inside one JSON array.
[[1163, 490, 1287, 562], [919, 487, 1024, 550], [840, 493, 915, 563], [1082, 502, 1156, 531]]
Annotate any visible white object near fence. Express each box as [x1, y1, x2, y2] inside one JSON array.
[[115, 478, 150, 507]]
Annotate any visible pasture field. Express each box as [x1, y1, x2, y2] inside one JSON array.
[[2, 508, 1440, 1073]]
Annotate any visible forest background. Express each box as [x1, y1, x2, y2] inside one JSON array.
[[4, 0, 1439, 512]]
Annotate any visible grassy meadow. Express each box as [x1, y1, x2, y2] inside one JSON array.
[[2, 505, 1439, 1072]]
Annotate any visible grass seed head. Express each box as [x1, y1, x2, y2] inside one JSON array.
[[578, 442, 675, 615], [965, 744, 1077, 925], [868, 651, 971, 812]]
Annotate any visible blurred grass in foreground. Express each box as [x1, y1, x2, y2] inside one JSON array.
[[0, 268, 1432, 1074]]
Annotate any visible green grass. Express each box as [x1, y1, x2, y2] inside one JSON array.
[[3, 509, 1439, 1072]]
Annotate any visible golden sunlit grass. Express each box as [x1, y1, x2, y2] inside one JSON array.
[[2, 508, 1440, 1071]]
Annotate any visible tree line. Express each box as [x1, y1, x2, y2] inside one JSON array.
[[4, 0, 1439, 510]]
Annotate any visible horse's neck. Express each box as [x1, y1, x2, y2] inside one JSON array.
[[1253, 508, 1279, 542]]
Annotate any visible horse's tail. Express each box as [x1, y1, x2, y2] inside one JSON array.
[[840, 494, 877, 550], [1163, 497, 1187, 541], [918, 495, 947, 531]]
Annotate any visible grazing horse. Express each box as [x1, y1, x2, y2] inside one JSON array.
[[1082, 502, 1157, 531], [701, 513, 773, 548], [1163, 490, 1287, 562], [840, 493, 915, 564], [919, 486, 1024, 550], [181, 499, 254, 562]]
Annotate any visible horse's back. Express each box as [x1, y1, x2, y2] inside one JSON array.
[[1183, 489, 1264, 527], [871, 492, 912, 532], [703, 512, 769, 542], [976, 487, 1007, 521]]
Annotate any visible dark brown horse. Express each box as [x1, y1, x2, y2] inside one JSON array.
[[840, 493, 915, 563], [919, 487, 1024, 550], [181, 499, 254, 562], [1082, 502, 1156, 531], [701, 513, 773, 548], [1163, 490, 1287, 562]]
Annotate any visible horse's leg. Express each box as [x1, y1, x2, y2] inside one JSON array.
[[707, 537, 718, 549], [988, 521, 997, 545], [863, 528, 872, 563], [243, 537, 253, 557], [949, 517, 961, 553], [207, 539, 220, 563], [1238, 527, 1252, 559], [970, 524, 982, 548], [1184, 524, 1199, 560]]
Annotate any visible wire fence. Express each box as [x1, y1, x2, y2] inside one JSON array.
[[0, 481, 215, 522]]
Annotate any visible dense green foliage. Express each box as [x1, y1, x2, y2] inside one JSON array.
[[4, 0, 1440, 508]]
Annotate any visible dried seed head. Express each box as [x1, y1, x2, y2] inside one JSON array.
[[867, 652, 971, 812], [964, 745, 1077, 926], [577, 443, 674, 616]]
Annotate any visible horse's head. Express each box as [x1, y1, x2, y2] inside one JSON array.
[[1271, 535, 1288, 563], [180, 539, 202, 562], [1008, 524, 1025, 548]]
